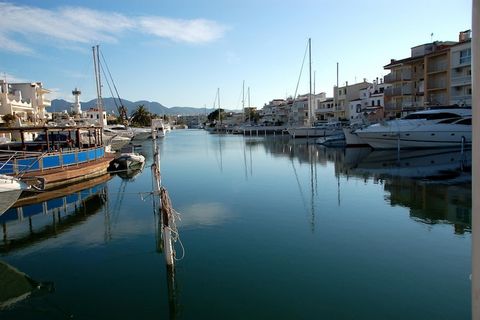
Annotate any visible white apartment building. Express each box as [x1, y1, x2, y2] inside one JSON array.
[[333, 80, 371, 120], [82, 108, 107, 126], [450, 31, 471, 106], [260, 99, 289, 125], [0, 80, 51, 125], [289, 95, 309, 126], [347, 79, 389, 123]]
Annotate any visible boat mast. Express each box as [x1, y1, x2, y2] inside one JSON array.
[[217, 88, 221, 126], [335, 62, 339, 121], [93, 45, 104, 128], [242, 80, 245, 123], [248, 87, 251, 123], [308, 38, 312, 127]]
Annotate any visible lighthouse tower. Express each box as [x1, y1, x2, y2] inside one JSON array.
[[72, 88, 82, 114]]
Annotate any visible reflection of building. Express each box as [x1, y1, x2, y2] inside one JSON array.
[[0, 80, 51, 125], [386, 180, 471, 234]]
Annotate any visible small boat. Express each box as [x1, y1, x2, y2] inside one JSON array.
[[0, 174, 28, 215], [109, 153, 145, 171], [316, 133, 346, 147]]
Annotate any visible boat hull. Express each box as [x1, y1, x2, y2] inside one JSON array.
[[342, 128, 369, 146], [0, 189, 24, 216], [356, 129, 471, 149]]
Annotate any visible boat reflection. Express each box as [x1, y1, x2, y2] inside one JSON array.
[[342, 148, 471, 181], [0, 260, 54, 310], [340, 147, 471, 234], [0, 174, 111, 253], [251, 138, 471, 234]]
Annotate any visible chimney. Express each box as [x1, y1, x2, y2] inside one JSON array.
[[459, 29, 472, 42]]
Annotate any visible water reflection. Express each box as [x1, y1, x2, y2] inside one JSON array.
[[0, 174, 110, 253], [248, 137, 471, 234]]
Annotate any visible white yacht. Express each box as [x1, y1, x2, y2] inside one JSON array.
[[0, 175, 28, 215], [105, 125, 135, 139], [130, 127, 152, 140], [354, 107, 472, 149]]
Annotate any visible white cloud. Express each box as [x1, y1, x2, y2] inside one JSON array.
[[0, 70, 29, 83], [0, 2, 227, 54], [0, 33, 33, 54], [139, 17, 227, 44]]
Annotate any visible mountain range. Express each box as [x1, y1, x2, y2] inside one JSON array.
[[51, 98, 214, 116]]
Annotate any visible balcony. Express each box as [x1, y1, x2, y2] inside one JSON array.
[[427, 61, 448, 73], [450, 95, 471, 106], [451, 75, 471, 87], [384, 84, 413, 97]]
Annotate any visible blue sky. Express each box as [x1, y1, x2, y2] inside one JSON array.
[[0, 0, 472, 111]]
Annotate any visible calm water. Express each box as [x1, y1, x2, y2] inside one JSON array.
[[0, 130, 472, 319]]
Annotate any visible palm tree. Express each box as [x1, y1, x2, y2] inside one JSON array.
[[130, 105, 152, 127]]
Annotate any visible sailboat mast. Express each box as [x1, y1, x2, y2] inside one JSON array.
[[248, 87, 251, 123], [242, 80, 245, 123], [217, 88, 221, 125], [93, 45, 104, 127], [308, 38, 312, 126]]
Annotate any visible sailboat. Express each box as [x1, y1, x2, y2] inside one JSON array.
[[287, 39, 343, 138]]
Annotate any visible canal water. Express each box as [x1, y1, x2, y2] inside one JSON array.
[[0, 130, 472, 319]]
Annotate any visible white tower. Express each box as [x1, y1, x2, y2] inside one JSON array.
[[72, 88, 82, 114]]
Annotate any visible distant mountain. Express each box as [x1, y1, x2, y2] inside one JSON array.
[[50, 98, 213, 116]]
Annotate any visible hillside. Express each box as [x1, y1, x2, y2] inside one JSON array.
[[51, 98, 213, 116]]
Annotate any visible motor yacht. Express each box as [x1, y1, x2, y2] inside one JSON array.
[[354, 107, 471, 149]]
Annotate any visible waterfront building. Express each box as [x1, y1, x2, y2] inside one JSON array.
[[289, 94, 309, 126], [333, 80, 371, 120], [450, 30, 472, 106], [316, 97, 335, 121], [312, 92, 332, 121], [260, 99, 289, 126], [0, 80, 51, 125], [347, 79, 389, 123], [82, 108, 107, 126], [383, 30, 471, 118]]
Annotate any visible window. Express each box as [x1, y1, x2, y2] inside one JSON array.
[[456, 118, 471, 125], [460, 48, 471, 64], [377, 100, 381, 106]]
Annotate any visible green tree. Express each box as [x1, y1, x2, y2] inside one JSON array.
[[207, 108, 225, 122], [130, 105, 152, 127]]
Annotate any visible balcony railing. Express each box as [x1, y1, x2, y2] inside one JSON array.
[[451, 75, 472, 87], [427, 61, 448, 73]]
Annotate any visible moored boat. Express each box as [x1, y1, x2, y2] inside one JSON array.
[[354, 107, 471, 149], [109, 152, 145, 171], [316, 133, 346, 147], [0, 125, 112, 190], [0, 174, 28, 215]]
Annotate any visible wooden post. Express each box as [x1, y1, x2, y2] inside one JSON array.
[[160, 187, 174, 266]]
